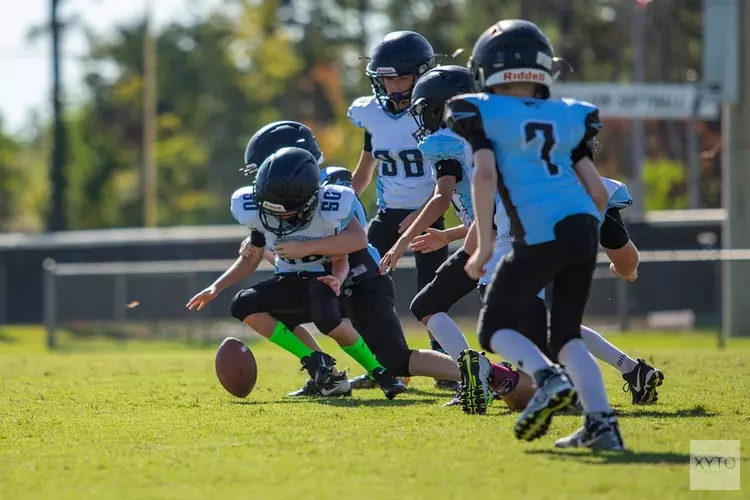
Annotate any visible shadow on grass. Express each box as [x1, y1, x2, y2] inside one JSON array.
[[615, 405, 718, 418], [229, 397, 434, 408], [526, 449, 691, 465]]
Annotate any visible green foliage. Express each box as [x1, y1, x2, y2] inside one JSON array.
[[0, 120, 48, 232], [1, 0, 708, 232], [642, 158, 689, 211]]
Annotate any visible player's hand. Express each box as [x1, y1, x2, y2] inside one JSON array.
[[398, 211, 419, 234], [410, 228, 449, 254], [465, 247, 492, 281], [610, 262, 638, 282], [239, 237, 256, 259], [318, 275, 342, 296], [275, 240, 309, 260], [186, 285, 219, 311], [379, 238, 409, 274]]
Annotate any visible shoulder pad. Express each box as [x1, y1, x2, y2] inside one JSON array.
[[320, 166, 353, 187], [418, 132, 466, 164], [601, 177, 633, 210], [347, 95, 377, 128], [562, 98, 601, 140], [318, 184, 356, 226], [230, 186, 261, 228]]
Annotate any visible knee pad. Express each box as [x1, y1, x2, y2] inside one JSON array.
[[547, 327, 582, 362], [310, 300, 342, 335], [409, 287, 438, 321], [375, 346, 414, 377], [230, 289, 261, 322]]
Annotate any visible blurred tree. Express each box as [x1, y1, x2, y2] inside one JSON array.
[[0, 120, 48, 232]]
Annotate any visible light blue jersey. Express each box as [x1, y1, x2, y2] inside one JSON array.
[[417, 128, 475, 227], [446, 94, 601, 245]]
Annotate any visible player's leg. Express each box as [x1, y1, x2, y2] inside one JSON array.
[[309, 276, 404, 399], [274, 312, 350, 398], [348, 275, 459, 381], [462, 245, 564, 417], [547, 215, 624, 450], [410, 247, 476, 361], [229, 276, 339, 388], [579, 325, 664, 404]]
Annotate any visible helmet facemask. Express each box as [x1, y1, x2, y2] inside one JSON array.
[[256, 190, 319, 238]]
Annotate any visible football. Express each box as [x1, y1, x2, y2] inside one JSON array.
[[214, 337, 258, 398]]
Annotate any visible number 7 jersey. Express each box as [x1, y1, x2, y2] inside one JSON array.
[[230, 184, 358, 274], [447, 93, 601, 245]]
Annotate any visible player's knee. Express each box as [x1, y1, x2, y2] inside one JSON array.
[[376, 347, 414, 377], [311, 305, 342, 335], [547, 327, 582, 362], [409, 287, 442, 321], [230, 289, 260, 322]]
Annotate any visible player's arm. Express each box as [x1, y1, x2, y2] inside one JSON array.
[[351, 131, 377, 195], [329, 254, 350, 284], [397, 168, 456, 244], [573, 156, 608, 213], [601, 207, 640, 281], [409, 223, 468, 254]]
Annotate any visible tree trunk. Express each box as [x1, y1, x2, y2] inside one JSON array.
[[48, 0, 67, 231]]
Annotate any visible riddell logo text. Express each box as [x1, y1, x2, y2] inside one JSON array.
[[503, 71, 546, 82]]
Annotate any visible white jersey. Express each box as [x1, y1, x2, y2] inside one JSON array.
[[230, 184, 357, 274], [480, 176, 631, 286], [347, 95, 436, 210]]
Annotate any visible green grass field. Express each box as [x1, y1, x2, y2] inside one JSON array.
[[2, 326, 749, 499]]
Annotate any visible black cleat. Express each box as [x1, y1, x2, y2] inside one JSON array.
[[434, 379, 461, 392], [370, 367, 407, 400], [300, 351, 336, 387], [622, 358, 664, 404]]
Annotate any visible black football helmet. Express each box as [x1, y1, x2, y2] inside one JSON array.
[[409, 65, 473, 142], [468, 20, 555, 99], [253, 147, 321, 237], [242, 121, 323, 178], [365, 31, 436, 115]]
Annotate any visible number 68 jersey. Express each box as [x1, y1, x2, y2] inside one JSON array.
[[447, 94, 602, 246], [230, 184, 358, 274]]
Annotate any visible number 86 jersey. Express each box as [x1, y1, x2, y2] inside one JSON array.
[[348, 95, 436, 210], [230, 184, 358, 274]]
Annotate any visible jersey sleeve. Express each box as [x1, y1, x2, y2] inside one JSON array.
[[319, 184, 358, 231], [444, 95, 494, 152], [601, 177, 633, 211], [230, 186, 261, 229], [347, 95, 375, 130], [567, 99, 602, 162]]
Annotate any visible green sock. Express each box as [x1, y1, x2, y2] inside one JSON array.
[[268, 322, 315, 360], [341, 336, 383, 373]]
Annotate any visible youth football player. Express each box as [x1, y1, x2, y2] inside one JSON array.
[[447, 20, 624, 450], [348, 31, 456, 389]]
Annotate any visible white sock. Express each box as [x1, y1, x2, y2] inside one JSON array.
[[580, 325, 637, 374], [426, 313, 470, 361], [489, 328, 552, 376], [558, 339, 612, 414]]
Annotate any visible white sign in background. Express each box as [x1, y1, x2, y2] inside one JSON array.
[[551, 83, 720, 120]]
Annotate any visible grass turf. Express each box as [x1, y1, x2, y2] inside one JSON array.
[[1, 326, 749, 499]]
